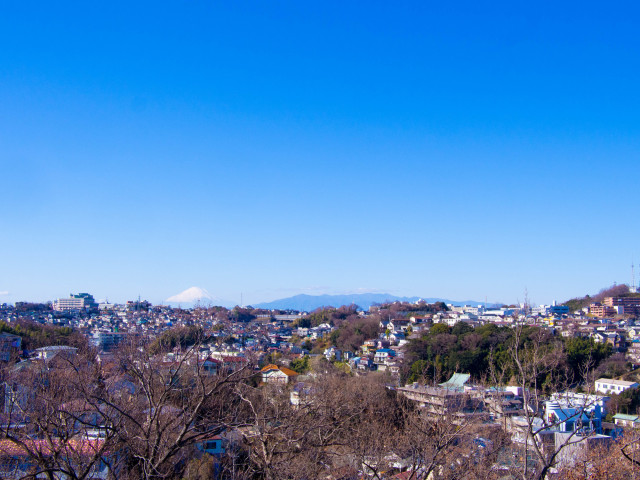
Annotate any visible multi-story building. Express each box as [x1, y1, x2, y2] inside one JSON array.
[[399, 374, 488, 422], [398, 383, 485, 420], [595, 378, 639, 395], [543, 400, 603, 434], [53, 293, 97, 312], [53, 296, 85, 311], [603, 296, 640, 316], [588, 303, 616, 318], [549, 305, 570, 316], [91, 331, 128, 352], [549, 391, 611, 413]]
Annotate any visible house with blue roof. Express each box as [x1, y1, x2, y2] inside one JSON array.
[[374, 348, 396, 365]]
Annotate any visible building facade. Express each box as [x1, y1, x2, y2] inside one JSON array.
[[603, 296, 640, 316], [53, 293, 97, 312], [595, 378, 639, 395]]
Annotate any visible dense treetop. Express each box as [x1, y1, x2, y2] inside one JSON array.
[[403, 323, 612, 388], [0, 320, 87, 351]]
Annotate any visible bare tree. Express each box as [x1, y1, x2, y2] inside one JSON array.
[[0, 349, 123, 480], [229, 371, 384, 480], [0, 333, 251, 480], [321, 374, 401, 480], [396, 397, 495, 480], [100, 336, 250, 479], [556, 430, 639, 480], [489, 325, 605, 480]]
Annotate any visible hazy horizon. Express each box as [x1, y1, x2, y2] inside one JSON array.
[[1, 283, 627, 309]]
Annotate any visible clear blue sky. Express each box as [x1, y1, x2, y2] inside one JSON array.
[[1, 1, 639, 306]]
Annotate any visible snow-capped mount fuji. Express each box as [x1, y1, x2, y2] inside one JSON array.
[[165, 287, 229, 307]]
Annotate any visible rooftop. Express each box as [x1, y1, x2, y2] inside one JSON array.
[[596, 378, 638, 387], [439, 373, 471, 390], [613, 413, 640, 422]]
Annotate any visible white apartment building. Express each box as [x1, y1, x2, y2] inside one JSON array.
[[53, 293, 97, 311], [53, 297, 85, 311], [595, 378, 639, 395]]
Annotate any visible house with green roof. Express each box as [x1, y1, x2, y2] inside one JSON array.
[[613, 413, 640, 428]]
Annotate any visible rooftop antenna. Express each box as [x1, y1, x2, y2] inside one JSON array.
[[632, 259, 637, 293]]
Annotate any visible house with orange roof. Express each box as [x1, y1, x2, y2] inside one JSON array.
[[260, 364, 298, 384]]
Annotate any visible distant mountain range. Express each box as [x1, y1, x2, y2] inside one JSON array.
[[252, 293, 492, 312], [163, 287, 496, 311]]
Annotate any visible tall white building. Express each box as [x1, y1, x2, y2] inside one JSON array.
[[53, 293, 97, 311], [53, 297, 86, 311]]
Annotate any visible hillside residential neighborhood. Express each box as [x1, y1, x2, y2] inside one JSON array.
[[0, 286, 639, 479]]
